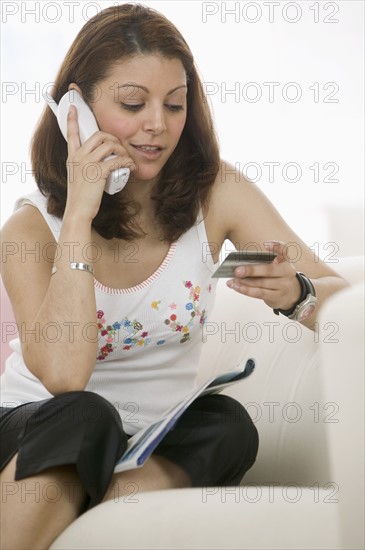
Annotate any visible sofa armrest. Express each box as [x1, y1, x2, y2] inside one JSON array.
[[50, 487, 342, 550], [319, 282, 364, 550]]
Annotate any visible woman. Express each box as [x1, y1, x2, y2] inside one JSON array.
[[0, 3, 348, 548]]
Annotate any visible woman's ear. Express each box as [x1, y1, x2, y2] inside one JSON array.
[[68, 83, 83, 96]]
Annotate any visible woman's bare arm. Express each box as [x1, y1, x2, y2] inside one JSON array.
[[1, 205, 98, 394], [210, 161, 349, 330]]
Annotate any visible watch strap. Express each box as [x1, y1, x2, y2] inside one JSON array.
[[273, 272, 316, 317]]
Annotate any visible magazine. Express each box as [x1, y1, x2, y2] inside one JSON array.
[[114, 358, 255, 473]]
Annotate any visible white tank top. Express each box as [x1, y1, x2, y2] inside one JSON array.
[[0, 190, 218, 434]]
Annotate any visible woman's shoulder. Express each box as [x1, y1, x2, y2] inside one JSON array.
[[2, 189, 62, 247], [209, 158, 260, 198], [1, 202, 55, 246], [203, 159, 255, 241]]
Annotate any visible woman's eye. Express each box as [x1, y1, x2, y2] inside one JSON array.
[[121, 103, 144, 112], [120, 103, 184, 113], [166, 104, 184, 112]]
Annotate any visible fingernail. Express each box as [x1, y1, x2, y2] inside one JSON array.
[[235, 267, 246, 276], [226, 280, 233, 288]]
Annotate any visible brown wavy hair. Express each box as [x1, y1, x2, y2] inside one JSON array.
[[31, 3, 220, 242]]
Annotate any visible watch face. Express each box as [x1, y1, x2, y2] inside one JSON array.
[[298, 304, 316, 322]]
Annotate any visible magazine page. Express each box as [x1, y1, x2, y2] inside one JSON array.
[[200, 358, 255, 397], [114, 378, 214, 473], [114, 358, 255, 473]]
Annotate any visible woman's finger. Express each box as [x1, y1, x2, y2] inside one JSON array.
[[264, 240, 288, 263], [233, 262, 288, 279], [66, 105, 81, 153]]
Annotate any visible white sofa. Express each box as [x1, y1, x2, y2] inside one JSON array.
[[48, 256, 364, 550]]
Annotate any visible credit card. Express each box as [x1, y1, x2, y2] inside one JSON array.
[[212, 250, 277, 278]]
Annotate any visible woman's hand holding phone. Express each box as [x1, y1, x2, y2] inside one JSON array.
[[64, 104, 136, 222]]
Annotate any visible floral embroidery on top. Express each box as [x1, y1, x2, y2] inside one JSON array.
[[97, 278, 209, 359], [97, 310, 152, 360], [161, 281, 207, 344]]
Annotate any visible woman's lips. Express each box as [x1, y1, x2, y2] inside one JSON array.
[[131, 144, 165, 160]]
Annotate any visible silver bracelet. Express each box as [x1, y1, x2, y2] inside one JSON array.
[[70, 262, 94, 274], [51, 263, 94, 275]]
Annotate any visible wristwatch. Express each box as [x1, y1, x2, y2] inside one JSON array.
[[274, 272, 317, 322]]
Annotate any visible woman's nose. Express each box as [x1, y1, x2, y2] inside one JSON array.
[[142, 106, 167, 135]]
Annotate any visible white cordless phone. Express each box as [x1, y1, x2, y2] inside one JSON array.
[[43, 90, 130, 194]]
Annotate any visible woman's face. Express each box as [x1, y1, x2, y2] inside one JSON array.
[[87, 54, 187, 184]]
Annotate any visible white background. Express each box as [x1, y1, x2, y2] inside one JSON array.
[[1, 0, 364, 258]]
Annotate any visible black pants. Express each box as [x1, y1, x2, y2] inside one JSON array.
[[0, 391, 258, 509]]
